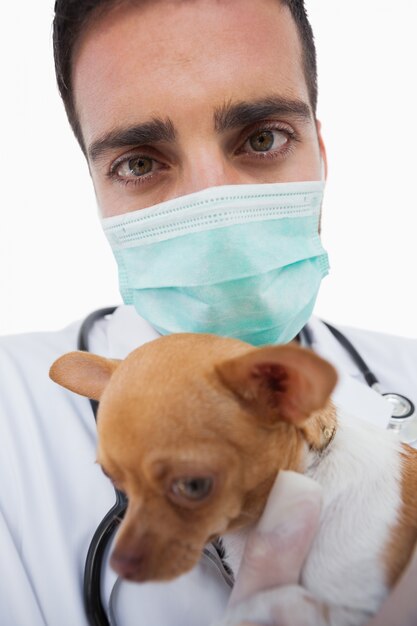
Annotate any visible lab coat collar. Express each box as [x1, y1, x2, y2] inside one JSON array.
[[88, 304, 160, 359]]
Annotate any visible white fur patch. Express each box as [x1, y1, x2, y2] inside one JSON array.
[[303, 411, 403, 613], [222, 410, 404, 624]]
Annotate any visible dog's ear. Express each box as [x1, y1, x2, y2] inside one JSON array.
[[49, 351, 121, 401], [216, 343, 337, 426]]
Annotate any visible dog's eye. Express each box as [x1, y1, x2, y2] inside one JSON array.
[[171, 476, 213, 501]]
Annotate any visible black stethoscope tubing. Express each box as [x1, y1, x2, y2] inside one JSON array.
[[78, 308, 415, 626], [78, 307, 127, 626], [309, 322, 415, 420], [321, 322, 378, 387]]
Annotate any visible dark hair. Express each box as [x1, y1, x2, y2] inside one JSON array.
[[53, 0, 318, 153]]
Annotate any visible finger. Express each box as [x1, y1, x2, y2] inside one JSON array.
[[229, 470, 322, 608], [366, 540, 417, 626]]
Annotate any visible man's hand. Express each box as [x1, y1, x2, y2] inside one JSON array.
[[213, 471, 417, 626], [213, 471, 327, 626]]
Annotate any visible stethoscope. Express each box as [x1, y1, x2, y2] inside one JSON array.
[[300, 322, 416, 431], [78, 307, 126, 626], [78, 307, 416, 626]]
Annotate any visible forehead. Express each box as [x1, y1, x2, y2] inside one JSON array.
[[73, 0, 309, 147]]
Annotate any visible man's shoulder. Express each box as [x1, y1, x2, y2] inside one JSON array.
[[338, 323, 417, 359], [0, 320, 86, 405], [0, 319, 82, 369]]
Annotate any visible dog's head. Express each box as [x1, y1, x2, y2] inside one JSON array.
[[50, 333, 337, 582]]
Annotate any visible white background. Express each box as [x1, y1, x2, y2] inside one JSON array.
[[1, 0, 416, 337]]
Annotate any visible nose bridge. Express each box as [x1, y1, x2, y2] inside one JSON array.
[[179, 140, 244, 195], [123, 493, 148, 526], [116, 496, 150, 546]]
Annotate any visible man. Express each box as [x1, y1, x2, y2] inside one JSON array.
[[1, 1, 416, 624]]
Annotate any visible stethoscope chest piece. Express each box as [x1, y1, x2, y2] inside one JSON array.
[[384, 392, 417, 444], [383, 393, 415, 420]]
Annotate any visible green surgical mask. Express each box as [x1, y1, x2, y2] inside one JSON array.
[[102, 181, 329, 346]]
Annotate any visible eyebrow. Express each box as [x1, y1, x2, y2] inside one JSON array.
[[88, 95, 312, 163], [88, 117, 176, 162], [214, 96, 312, 132]]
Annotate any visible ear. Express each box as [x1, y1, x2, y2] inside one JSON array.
[[49, 351, 121, 401], [216, 343, 337, 426]]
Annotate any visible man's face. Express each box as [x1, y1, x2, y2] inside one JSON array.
[[73, 0, 326, 218]]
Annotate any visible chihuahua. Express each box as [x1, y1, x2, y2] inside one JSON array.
[[50, 333, 417, 625]]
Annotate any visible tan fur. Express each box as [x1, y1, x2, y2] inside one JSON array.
[[50, 333, 339, 582], [49, 352, 120, 401], [384, 444, 417, 585]]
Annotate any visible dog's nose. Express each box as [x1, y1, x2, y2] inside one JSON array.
[[110, 547, 148, 580]]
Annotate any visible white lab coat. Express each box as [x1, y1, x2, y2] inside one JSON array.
[[0, 305, 416, 626]]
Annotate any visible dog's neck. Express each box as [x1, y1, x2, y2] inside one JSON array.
[[301, 400, 338, 456], [224, 402, 339, 535]]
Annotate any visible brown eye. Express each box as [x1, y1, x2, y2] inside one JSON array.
[[171, 476, 213, 501], [243, 128, 289, 156], [249, 130, 275, 152], [118, 156, 153, 177]]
